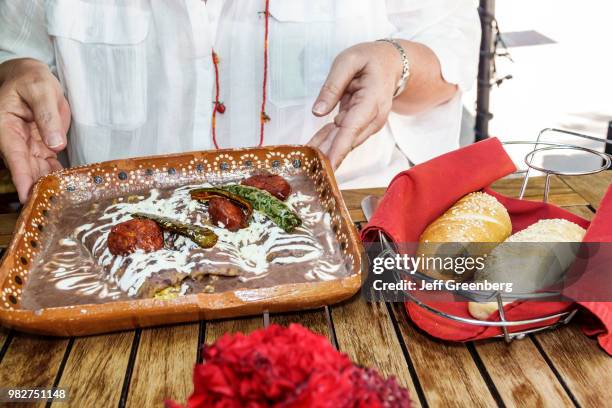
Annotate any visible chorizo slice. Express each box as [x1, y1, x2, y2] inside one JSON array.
[[208, 197, 248, 231], [241, 174, 291, 200], [108, 218, 164, 256]]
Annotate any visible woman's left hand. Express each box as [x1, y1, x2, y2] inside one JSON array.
[[308, 41, 401, 169]]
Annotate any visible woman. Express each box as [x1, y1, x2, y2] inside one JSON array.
[[0, 0, 480, 203]]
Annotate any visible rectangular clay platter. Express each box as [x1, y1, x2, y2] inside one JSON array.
[[0, 146, 362, 336]]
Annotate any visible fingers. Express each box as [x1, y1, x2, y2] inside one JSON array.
[[0, 131, 34, 203], [8, 156, 34, 204], [0, 60, 66, 203], [10, 155, 61, 204], [327, 98, 378, 169], [311, 41, 400, 169], [334, 110, 347, 127], [0, 114, 30, 202], [307, 123, 339, 165], [307, 123, 335, 148], [310, 94, 386, 170], [47, 156, 63, 172], [312, 50, 365, 117], [0, 60, 70, 151], [30, 127, 61, 161], [0, 113, 60, 203], [16, 76, 67, 152], [333, 93, 351, 126], [3, 143, 60, 204], [318, 127, 338, 157]]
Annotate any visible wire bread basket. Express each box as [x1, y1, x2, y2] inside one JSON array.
[[373, 128, 612, 343]]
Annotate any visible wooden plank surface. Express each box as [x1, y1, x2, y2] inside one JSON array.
[[54, 332, 134, 407], [204, 316, 263, 345], [535, 325, 612, 407], [331, 296, 422, 407], [391, 304, 497, 408], [475, 338, 573, 407], [0, 334, 68, 408], [559, 171, 612, 209], [270, 308, 332, 342], [126, 324, 199, 408], [342, 188, 385, 223], [490, 174, 587, 206], [0, 173, 611, 408]]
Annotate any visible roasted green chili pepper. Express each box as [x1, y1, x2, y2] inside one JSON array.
[[132, 213, 218, 248], [207, 184, 302, 233]]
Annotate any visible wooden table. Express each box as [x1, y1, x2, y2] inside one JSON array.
[[1, 172, 611, 407]]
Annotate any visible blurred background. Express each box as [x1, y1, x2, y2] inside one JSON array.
[[462, 0, 612, 174]]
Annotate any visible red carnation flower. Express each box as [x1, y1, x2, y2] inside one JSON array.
[[166, 324, 410, 408]]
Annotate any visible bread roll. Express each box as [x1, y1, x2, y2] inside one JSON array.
[[499, 218, 585, 243], [417, 192, 512, 281], [469, 219, 586, 320], [468, 301, 503, 321]]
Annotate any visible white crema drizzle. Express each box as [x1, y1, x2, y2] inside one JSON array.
[[45, 183, 343, 298]]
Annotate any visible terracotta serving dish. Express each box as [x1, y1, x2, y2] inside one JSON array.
[[0, 146, 362, 336]]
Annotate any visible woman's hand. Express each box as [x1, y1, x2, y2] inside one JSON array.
[[0, 58, 70, 203], [308, 42, 399, 169], [309, 40, 458, 169]]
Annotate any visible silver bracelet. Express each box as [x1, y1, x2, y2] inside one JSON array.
[[377, 38, 411, 98]]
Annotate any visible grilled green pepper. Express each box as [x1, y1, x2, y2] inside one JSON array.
[[132, 212, 218, 248], [211, 185, 302, 233]]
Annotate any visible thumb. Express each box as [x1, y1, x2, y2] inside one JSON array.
[[312, 50, 364, 117], [19, 84, 67, 152]]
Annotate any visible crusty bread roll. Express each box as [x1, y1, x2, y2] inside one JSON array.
[[468, 301, 503, 321], [417, 192, 512, 281], [420, 192, 512, 243], [469, 219, 586, 320], [499, 218, 585, 243]]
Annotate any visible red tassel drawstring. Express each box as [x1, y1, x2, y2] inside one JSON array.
[[211, 50, 222, 149], [211, 0, 271, 149]]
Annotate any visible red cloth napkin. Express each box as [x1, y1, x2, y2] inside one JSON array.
[[566, 184, 612, 353], [361, 138, 517, 244], [361, 138, 612, 354]]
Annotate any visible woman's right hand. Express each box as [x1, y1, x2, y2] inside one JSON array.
[[0, 58, 71, 203]]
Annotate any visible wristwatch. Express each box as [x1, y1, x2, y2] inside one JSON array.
[[377, 38, 411, 98]]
